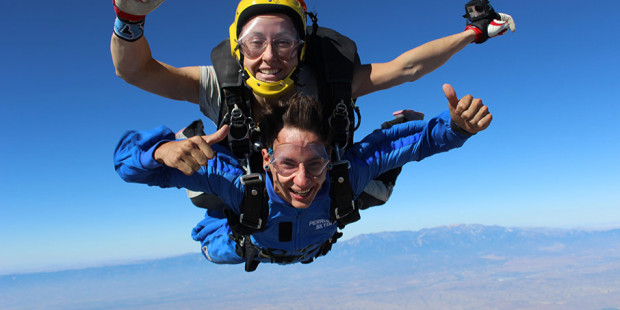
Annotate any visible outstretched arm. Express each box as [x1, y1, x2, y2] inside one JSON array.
[[352, 4, 515, 98], [110, 0, 201, 104], [352, 30, 476, 98], [113, 125, 243, 206], [348, 84, 493, 195]]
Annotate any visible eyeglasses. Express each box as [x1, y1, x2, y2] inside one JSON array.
[[236, 34, 303, 60], [269, 144, 330, 178]]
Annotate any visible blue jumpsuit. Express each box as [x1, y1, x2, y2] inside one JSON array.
[[114, 111, 470, 265]]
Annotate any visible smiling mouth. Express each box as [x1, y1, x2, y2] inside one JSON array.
[[291, 187, 312, 198], [259, 68, 280, 75]]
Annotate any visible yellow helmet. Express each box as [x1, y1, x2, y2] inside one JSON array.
[[229, 0, 307, 98]]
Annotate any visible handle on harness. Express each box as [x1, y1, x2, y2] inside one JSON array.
[[227, 106, 254, 160], [329, 100, 351, 152]]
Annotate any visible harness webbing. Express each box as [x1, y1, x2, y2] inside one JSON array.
[[305, 27, 361, 229], [239, 173, 267, 231], [328, 160, 360, 228], [232, 230, 343, 271]]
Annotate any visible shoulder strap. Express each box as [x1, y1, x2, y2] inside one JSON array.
[[309, 26, 359, 85], [210, 39, 245, 89], [212, 39, 268, 245], [223, 172, 268, 273], [210, 38, 254, 134], [210, 39, 262, 170], [328, 160, 361, 228], [305, 26, 361, 228]]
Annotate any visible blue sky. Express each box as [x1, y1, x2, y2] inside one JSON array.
[[1, 0, 619, 275]]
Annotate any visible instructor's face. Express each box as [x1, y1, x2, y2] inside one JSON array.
[[240, 14, 300, 84]]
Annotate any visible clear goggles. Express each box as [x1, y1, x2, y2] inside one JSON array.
[[236, 18, 303, 60], [269, 143, 330, 178]]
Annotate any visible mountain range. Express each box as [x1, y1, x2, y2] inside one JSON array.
[[2, 224, 619, 310]]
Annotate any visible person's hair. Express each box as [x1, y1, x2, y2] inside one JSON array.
[[260, 94, 328, 149]]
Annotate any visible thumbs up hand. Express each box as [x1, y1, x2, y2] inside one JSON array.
[[443, 84, 492, 135], [154, 125, 230, 175]]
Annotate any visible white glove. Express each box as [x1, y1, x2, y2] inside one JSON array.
[[466, 12, 516, 43], [487, 13, 516, 38], [114, 0, 166, 20]]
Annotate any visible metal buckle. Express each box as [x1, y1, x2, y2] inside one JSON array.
[[239, 213, 263, 230], [240, 173, 262, 185], [334, 200, 357, 220]]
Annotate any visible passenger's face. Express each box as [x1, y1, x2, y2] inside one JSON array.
[[262, 127, 329, 209], [239, 14, 300, 84]]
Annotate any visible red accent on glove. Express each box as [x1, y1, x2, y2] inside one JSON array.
[[113, 0, 146, 22], [465, 25, 483, 43], [490, 20, 508, 36]]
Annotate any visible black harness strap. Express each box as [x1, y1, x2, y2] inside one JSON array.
[[211, 38, 257, 159], [232, 230, 342, 270], [224, 172, 267, 272], [212, 39, 269, 258], [238, 235, 260, 272], [328, 160, 360, 228], [306, 27, 361, 228], [210, 39, 245, 89], [239, 173, 267, 231]]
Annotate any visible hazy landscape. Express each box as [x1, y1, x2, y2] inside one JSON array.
[[2, 224, 620, 310]]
